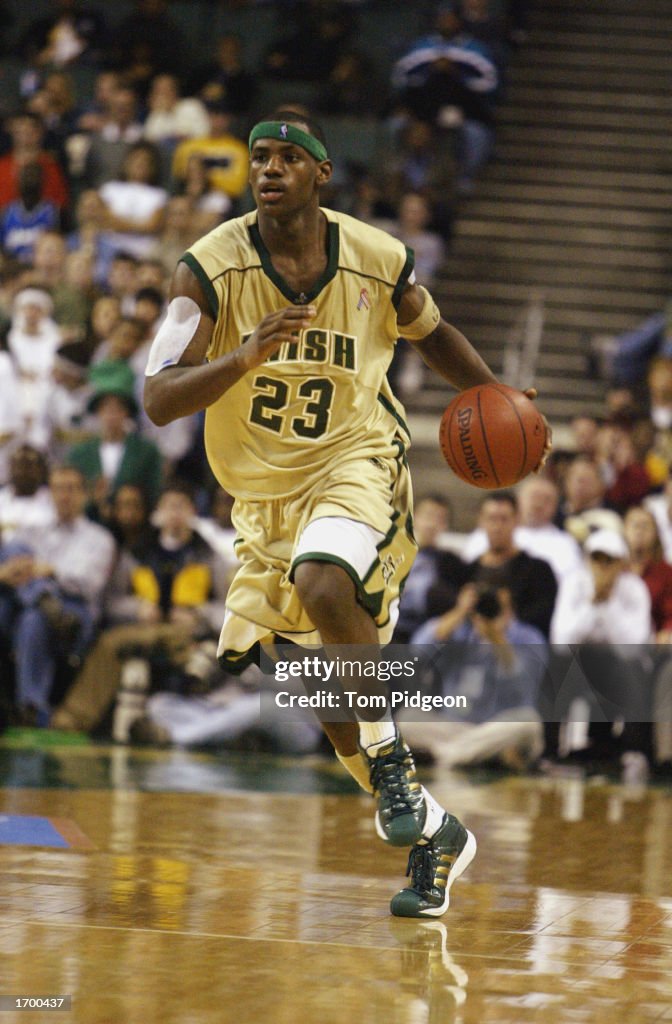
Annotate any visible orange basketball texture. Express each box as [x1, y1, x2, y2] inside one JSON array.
[[439, 383, 546, 489]]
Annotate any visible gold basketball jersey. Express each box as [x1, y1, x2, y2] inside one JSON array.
[[181, 208, 415, 500]]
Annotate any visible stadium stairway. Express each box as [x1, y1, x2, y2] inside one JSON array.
[[407, 0, 672, 459]]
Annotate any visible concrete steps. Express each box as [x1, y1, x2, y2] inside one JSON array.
[[426, 0, 672, 432], [406, 0, 672, 502]]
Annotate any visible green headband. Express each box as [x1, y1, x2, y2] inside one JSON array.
[[248, 121, 328, 162]]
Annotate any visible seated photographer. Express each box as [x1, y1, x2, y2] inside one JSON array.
[[399, 583, 548, 771], [464, 491, 557, 638]]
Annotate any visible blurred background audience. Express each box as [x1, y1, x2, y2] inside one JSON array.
[[0, 0, 668, 786]]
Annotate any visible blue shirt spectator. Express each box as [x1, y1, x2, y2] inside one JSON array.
[[0, 162, 59, 262], [392, 6, 499, 99], [397, 583, 548, 770], [412, 606, 547, 724]]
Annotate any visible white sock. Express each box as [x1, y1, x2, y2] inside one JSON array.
[[336, 751, 373, 793], [419, 786, 446, 842], [358, 718, 397, 756]]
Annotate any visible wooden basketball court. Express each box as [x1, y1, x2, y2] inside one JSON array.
[[0, 739, 671, 1023]]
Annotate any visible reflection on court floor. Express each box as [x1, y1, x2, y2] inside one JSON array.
[[0, 742, 671, 1023]]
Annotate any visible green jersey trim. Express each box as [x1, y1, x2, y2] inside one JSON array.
[[217, 643, 260, 674], [377, 392, 411, 440], [289, 552, 384, 619], [391, 245, 415, 310], [336, 265, 405, 292], [248, 220, 340, 303], [179, 252, 220, 320]]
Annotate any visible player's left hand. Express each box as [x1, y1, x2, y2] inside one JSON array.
[[523, 387, 552, 472]]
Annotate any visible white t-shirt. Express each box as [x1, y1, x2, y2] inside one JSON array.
[[99, 180, 168, 259], [197, 191, 232, 218], [100, 440, 125, 481], [551, 566, 652, 647], [0, 485, 56, 541], [143, 99, 210, 142], [463, 525, 583, 583], [0, 346, 55, 456], [7, 322, 61, 378], [645, 493, 672, 562], [0, 353, 21, 435]]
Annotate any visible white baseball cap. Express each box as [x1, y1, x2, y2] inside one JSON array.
[[584, 528, 628, 560], [13, 287, 54, 316]]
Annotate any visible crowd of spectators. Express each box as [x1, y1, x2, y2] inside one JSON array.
[[388, 470, 672, 783], [0, 0, 530, 454], [4, 412, 672, 787], [0, 0, 527, 247], [0, 0, 528, 729], [2, 0, 670, 787]]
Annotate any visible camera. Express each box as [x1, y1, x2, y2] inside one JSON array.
[[473, 588, 502, 620]]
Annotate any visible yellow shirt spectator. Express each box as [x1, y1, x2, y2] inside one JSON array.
[[172, 102, 248, 199]]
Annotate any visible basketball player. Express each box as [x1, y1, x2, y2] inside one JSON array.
[[144, 111, 538, 917]]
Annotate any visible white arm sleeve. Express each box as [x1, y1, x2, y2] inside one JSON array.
[[144, 295, 203, 376]]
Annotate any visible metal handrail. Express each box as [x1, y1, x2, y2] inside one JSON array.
[[503, 289, 546, 389]]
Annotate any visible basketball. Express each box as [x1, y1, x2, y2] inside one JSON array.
[[439, 382, 546, 489]]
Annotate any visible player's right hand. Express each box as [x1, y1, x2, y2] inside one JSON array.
[[523, 387, 553, 471], [239, 306, 316, 371]]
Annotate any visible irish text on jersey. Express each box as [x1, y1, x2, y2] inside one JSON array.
[[241, 329, 358, 371]]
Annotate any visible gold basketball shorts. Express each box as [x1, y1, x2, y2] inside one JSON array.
[[217, 451, 417, 671]]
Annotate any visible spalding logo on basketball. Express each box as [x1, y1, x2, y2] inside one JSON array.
[[439, 382, 546, 489]]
